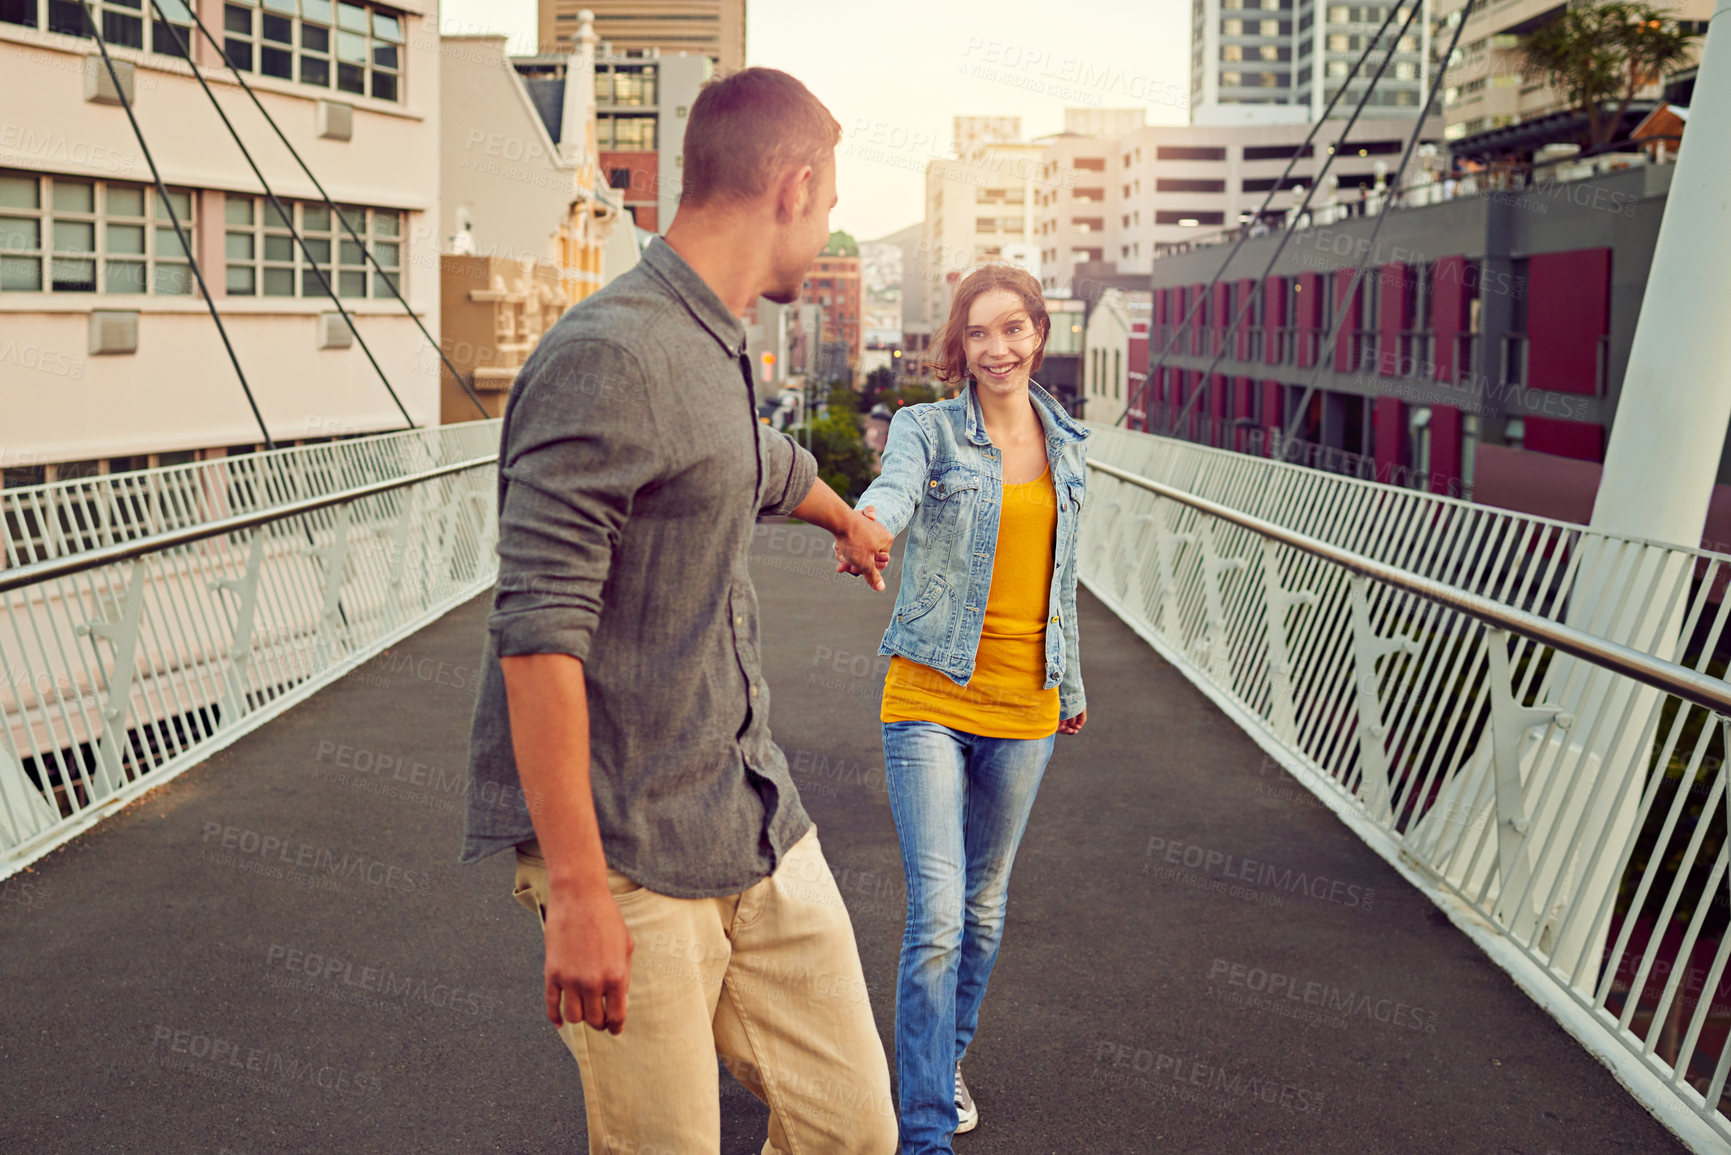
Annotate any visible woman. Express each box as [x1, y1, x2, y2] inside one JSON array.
[[850, 263, 1089, 1153]]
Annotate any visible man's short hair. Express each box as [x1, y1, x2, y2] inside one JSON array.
[[680, 68, 841, 210]]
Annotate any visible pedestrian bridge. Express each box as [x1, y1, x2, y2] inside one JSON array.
[[0, 423, 1722, 1153]]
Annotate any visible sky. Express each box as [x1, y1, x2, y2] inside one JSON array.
[[436, 0, 1195, 240]]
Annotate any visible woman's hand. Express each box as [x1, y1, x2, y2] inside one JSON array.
[[1057, 709, 1087, 735]]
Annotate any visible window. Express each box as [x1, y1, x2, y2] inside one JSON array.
[[1223, 17, 1243, 33], [1242, 176, 1309, 192], [595, 65, 658, 106], [1072, 217, 1104, 232], [599, 116, 658, 150], [219, 0, 404, 102], [224, 195, 400, 299], [0, 171, 193, 295], [1157, 178, 1226, 193], [1244, 143, 1313, 161], [1074, 157, 1106, 171], [1224, 45, 1243, 61], [1156, 210, 1225, 225], [608, 168, 630, 189], [1157, 146, 1227, 161]]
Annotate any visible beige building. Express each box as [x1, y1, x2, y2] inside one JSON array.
[[439, 22, 630, 421], [1435, 0, 1715, 140], [0, 0, 442, 480], [537, 0, 744, 74], [918, 118, 1045, 334], [1036, 108, 1443, 294]]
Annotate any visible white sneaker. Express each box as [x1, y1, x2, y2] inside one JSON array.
[[955, 1063, 978, 1134]]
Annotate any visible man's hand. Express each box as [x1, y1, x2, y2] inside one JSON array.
[[1058, 709, 1088, 735], [834, 505, 894, 591], [543, 887, 634, 1034]]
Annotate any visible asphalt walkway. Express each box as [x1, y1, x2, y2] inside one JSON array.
[[0, 521, 1688, 1154]]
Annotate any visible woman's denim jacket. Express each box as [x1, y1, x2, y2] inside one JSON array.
[[855, 381, 1091, 719]]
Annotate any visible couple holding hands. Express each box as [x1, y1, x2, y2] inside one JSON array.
[[462, 66, 1088, 1155]]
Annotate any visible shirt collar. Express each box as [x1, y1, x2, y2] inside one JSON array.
[[639, 237, 748, 357]]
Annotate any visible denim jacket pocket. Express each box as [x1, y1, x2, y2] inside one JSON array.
[[896, 572, 949, 626], [920, 464, 981, 545]]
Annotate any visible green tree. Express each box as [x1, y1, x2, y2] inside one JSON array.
[[801, 385, 876, 501], [862, 366, 897, 407], [824, 230, 859, 257], [1522, 2, 1698, 148]]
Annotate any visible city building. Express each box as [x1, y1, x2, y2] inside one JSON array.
[[537, 0, 745, 74], [1128, 152, 1702, 531], [1189, 0, 1432, 125], [1435, 0, 1715, 142], [804, 249, 862, 375], [0, 0, 442, 483], [1036, 107, 1444, 296], [517, 44, 708, 232], [439, 22, 628, 422], [1081, 289, 1151, 417], [918, 117, 1045, 333]]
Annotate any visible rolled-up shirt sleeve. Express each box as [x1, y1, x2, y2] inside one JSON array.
[[756, 421, 818, 516], [489, 337, 660, 662]]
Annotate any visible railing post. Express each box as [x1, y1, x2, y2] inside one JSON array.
[[77, 561, 150, 796], [1151, 513, 1194, 650], [1346, 574, 1418, 824], [212, 534, 266, 728], [1257, 537, 1317, 744], [383, 487, 419, 631], [1198, 520, 1247, 686], [1482, 626, 1570, 930], [312, 504, 353, 672], [0, 734, 57, 849]]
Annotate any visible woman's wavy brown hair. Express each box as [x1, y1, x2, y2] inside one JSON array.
[[925, 263, 1050, 385]]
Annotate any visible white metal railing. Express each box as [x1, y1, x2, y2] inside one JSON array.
[[1078, 422, 1731, 1152], [0, 422, 503, 873]]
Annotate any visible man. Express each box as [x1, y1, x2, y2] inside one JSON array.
[[463, 68, 897, 1154]]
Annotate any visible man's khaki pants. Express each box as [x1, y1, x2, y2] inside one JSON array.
[[513, 827, 898, 1155]]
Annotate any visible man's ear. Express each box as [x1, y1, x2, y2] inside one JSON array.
[[775, 164, 815, 224]]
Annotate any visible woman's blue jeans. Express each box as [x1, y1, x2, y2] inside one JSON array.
[[882, 719, 1055, 1154]]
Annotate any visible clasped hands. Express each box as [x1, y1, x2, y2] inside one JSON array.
[[833, 506, 894, 592]]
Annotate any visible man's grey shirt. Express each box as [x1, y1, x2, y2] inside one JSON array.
[[462, 238, 819, 898]]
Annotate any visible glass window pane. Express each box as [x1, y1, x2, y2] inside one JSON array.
[[52, 179, 95, 214], [262, 0, 295, 11], [224, 3, 250, 33], [103, 10, 144, 49], [303, 237, 330, 263], [53, 220, 95, 252], [372, 211, 397, 237], [370, 70, 396, 101], [371, 42, 395, 68], [155, 189, 193, 222], [227, 265, 256, 295], [104, 259, 146, 293], [0, 217, 40, 251], [158, 0, 194, 19], [224, 196, 254, 225], [263, 199, 292, 230], [51, 257, 96, 291], [372, 241, 398, 267], [153, 17, 192, 55], [263, 267, 294, 295], [301, 23, 327, 50], [264, 235, 293, 261], [370, 269, 396, 298], [300, 53, 330, 85], [336, 28, 364, 61], [338, 269, 364, 296], [0, 174, 39, 209], [337, 61, 365, 94], [107, 222, 146, 254], [371, 11, 400, 41], [262, 12, 290, 42], [336, 1, 364, 30], [334, 204, 365, 232], [156, 226, 190, 258], [301, 268, 328, 295], [154, 263, 194, 295], [225, 232, 254, 260], [302, 205, 330, 231], [261, 44, 293, 77], [226, 37, 254, 71], [301, 0, 330, 21], [339, 240, 363, 264], [1, 256, 42, 291], [107, 184, 146, 218]]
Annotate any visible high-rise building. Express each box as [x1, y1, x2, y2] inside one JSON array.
[[516, 45, 709, 232], [538, 0, 745, 74], [803, 252, 862, 373], [1190, 0, 1431, 125], [919, 119, 1045, 334]]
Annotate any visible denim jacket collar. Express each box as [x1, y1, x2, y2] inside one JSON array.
[[961, 379, 1093, 449]]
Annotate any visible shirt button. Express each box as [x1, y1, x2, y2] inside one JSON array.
[[735, 615, 744, 626]]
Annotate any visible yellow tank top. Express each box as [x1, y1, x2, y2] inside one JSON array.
[[881, 468, 1060, 739]]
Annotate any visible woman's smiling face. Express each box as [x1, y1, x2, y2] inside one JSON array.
[[964, 289, 1043, 395]]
